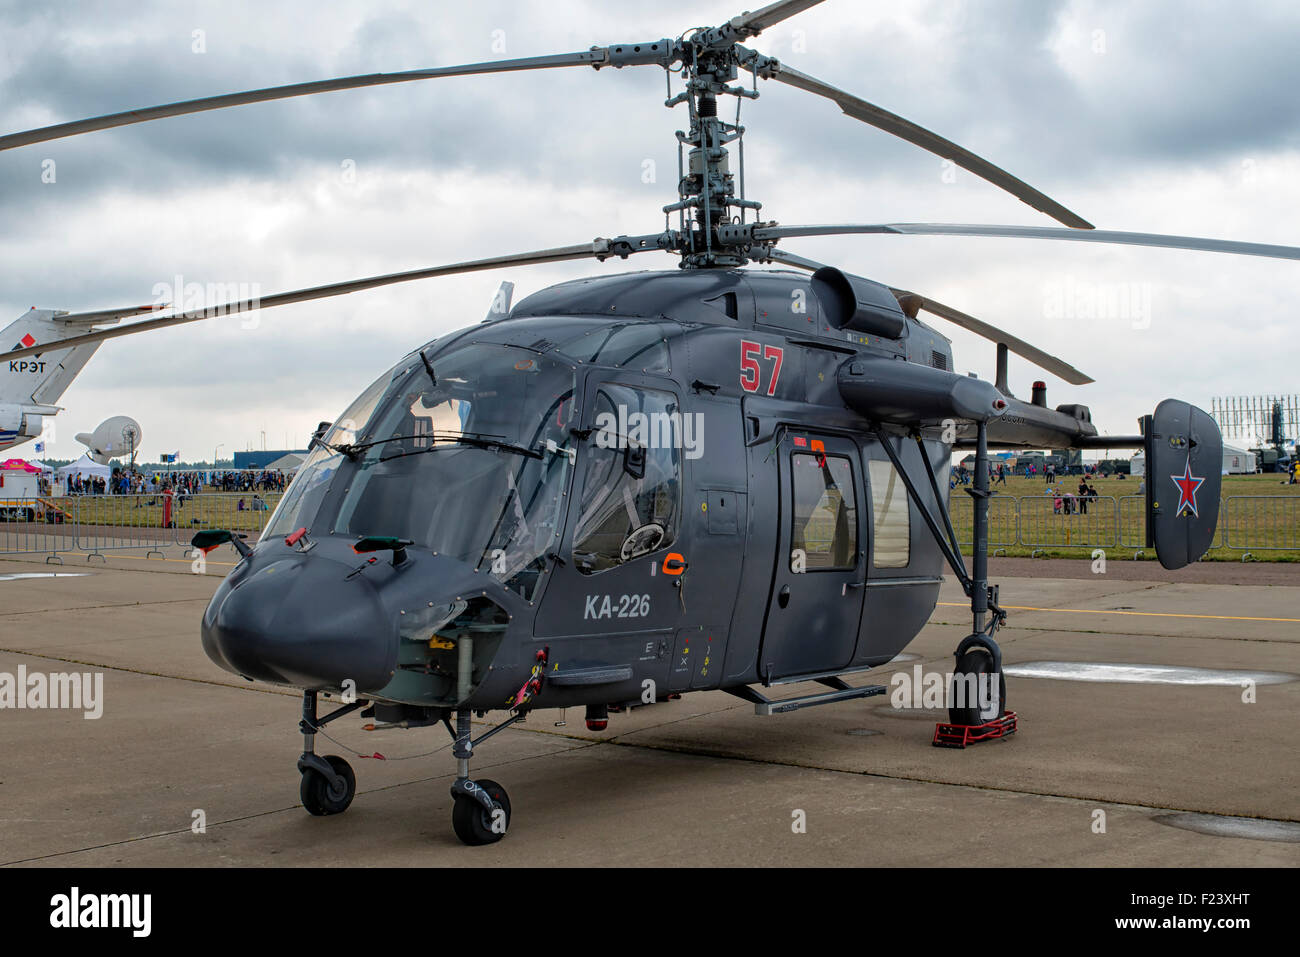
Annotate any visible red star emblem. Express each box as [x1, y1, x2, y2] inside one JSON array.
[[1170, 457, 1205, 518]]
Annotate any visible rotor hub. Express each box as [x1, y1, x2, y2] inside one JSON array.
[[662, 38, 767, 269]]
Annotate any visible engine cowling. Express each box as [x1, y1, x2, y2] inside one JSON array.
[[0, 404, 42, 438]]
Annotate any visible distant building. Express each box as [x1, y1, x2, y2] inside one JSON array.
[[264, 452, 306, 472]]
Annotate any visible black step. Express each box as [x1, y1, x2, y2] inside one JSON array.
[[725, 677, 887, 716]]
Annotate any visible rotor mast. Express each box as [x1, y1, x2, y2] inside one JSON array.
[[663, 33, 764, 268]]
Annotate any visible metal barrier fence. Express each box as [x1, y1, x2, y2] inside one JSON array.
[[0, 492, 278, 562], [1019, 494, 1120, 553], [953, 494, 1019, 550], [1118, 494, 1146, 550], [927, 492, 1292, 558], [3, 490, 1297, 561], [1223, 496, 1300, 554], [0, 497, 76, 563]]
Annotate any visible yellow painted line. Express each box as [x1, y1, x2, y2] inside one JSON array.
[[102, 553, 237, 568], [937, 601, 1300, 624]]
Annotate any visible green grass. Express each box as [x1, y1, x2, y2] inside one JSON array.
[[54, 490, 282, 535], [950, 472, 1300, 561]]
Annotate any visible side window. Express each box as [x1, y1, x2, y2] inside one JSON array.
[[572, 384, 681, 573], [790, 452, 857, 570], [868, 459, 910, 568]]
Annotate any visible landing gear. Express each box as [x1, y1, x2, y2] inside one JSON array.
[[301, 754, 356, 815], [446, 707, 524, 846], [949, 645, 1006, 726], [297, 689, 366, 817], [291, 687, 531, 843], [451, 778, 511, 846], [949, 419, 1008, 727]]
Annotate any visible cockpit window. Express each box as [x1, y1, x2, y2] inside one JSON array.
[[327, 343, 578, 599], [554, 322, 670, 372], [262, 361, 406, 542]]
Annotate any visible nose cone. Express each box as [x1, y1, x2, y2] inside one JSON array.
[[202, 554, 397, 690]]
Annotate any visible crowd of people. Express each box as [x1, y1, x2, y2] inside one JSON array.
[[52, 468, 290, 497], [211, 469, 290, 493], [949, 459, 1130, 514]]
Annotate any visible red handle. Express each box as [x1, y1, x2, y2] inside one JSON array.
[[285, 527, 307, 546]]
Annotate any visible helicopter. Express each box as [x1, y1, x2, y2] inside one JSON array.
[[3, 0, 1295, 846]]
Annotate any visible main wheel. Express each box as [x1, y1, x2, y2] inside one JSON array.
[[300, 755, 356, 816], [948, 648, 1006, 726], [451, 779, 511, 846]]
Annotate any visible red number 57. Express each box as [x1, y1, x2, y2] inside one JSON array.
[[740, 340, 784, 396]]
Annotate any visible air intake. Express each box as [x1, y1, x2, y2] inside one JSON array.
[[810, 267, 906, 339]]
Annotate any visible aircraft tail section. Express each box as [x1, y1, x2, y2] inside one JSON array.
[[0, 307, 126, 406]]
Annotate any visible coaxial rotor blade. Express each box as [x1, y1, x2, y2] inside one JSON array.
[[757, 247, 827, 272], [751, 222, 1300, 261], [0, 235, 668, 360], [748, 61, 1092, 229], [891, 289, 1093, 385], [762, 248, 1093, 384], [722, 0, 827, 39], [0, 46, 676, 152]]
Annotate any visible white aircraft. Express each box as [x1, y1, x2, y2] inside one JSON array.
[[0, 304, 161, 453]]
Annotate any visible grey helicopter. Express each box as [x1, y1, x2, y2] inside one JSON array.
[[3, 0, 1290, 845]]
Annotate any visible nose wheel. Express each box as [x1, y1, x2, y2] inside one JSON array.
[[450, 778, 511, 845], [445, 706, 529, 845], [300, 754, 356, 815], [296, 689, 366, 818]]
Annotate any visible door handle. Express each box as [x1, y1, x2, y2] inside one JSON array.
[[777, 584, 790, 608], [842, 581, 866, 595]]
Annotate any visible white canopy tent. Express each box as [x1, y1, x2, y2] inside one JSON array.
[[56, 453, 113, 486], [1132, 442, 1256, 477]]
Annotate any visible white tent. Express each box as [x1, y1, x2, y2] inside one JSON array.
[[56, 453, 113, 486], [1132, 442, 1256, 477]]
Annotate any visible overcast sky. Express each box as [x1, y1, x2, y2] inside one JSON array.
[[2, 0, 1298, 462]]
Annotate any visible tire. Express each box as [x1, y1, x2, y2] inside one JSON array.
[[451, 779, 510, 846], [300, 755, 356, 816], [948, 648, 1006, 726]]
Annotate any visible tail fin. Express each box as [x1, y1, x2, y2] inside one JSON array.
[[1142, 400, 1222, 570], [0, 305, 152, 406]]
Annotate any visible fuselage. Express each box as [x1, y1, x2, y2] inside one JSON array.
[[199, 267, 1054, 715]]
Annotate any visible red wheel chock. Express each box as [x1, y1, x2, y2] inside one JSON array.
[[932, 711, 1018, 749]]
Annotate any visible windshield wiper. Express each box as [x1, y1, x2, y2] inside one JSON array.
[[309, 434, 360, 461], [376, 431, 544, 464], [419, 349, 436, 387], [343, 430, 487, 455]]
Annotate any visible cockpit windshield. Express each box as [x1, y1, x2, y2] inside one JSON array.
[[263, 342, 578, 599]]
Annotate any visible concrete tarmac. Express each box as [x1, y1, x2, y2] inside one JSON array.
[[0, 547, 1296, 867]]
